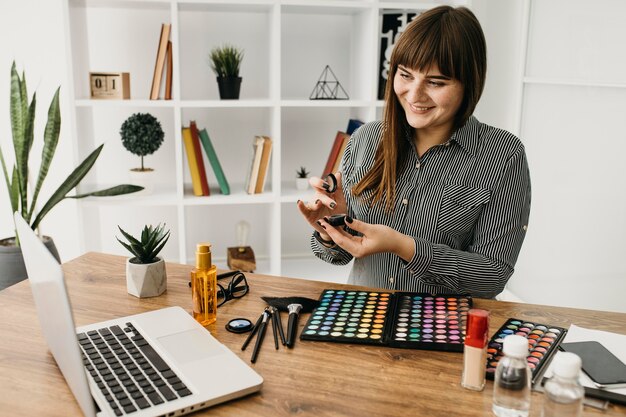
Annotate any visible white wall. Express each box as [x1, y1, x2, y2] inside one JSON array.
[[0, 0, 81, 261], [2, 0, 625, 314]]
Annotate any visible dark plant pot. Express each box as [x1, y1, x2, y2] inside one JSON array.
[[217, 76, 242, 100], [0, 236, 61, 290]]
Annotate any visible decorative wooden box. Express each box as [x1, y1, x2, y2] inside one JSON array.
[[89, 72, 130, 99]]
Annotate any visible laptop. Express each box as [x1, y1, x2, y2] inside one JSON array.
[[14, 212, 263, 416]]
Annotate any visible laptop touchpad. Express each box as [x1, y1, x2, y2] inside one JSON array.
[[157, 329, 223, 364]]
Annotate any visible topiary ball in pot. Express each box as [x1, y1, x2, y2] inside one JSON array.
[[120, 112, 164, 172]]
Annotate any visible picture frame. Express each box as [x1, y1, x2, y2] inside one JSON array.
[[377, 11, 422, 100]]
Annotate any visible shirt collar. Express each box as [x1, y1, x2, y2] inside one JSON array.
[[402, 115, 481, 156], [449, 115, 480, 156]]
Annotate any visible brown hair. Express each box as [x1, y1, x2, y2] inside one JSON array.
[[352, 6, 487, 212]]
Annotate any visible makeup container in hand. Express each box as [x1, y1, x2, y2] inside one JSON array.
[[191, 243, 217, 326], [461, 309, 490, 391], [492, 334, 531, 417], [541, 352, 584, 417]]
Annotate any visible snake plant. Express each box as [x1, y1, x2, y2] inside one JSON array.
[[0, 62, 142, 240]]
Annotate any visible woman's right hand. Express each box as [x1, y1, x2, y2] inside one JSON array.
[[296, 171, 347, 235]]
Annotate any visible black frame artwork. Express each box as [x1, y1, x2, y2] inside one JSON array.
[[378, 11, 422, 100]]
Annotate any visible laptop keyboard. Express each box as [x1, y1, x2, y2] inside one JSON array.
[[78, 322, 192, 415]]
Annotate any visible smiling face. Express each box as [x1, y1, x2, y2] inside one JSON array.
[[393, 64, 464, 140]]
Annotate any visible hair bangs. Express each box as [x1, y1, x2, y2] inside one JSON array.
[[392, 16, 458, 80]]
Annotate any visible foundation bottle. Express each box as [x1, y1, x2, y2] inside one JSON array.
[[461, 308, 490, 391], [191, 243, 217, 326]]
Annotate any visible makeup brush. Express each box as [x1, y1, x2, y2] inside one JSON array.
[[261, 296, 319, 348]]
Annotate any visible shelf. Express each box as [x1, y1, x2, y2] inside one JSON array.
[[177, 1, 274, 13], [69, 0, 171, 10], [281, 1, 371, 15], [280, 186, 313, 203], [75, 99, 176, 107], [79, 186, 178, 206], [180, 99, 275, 108], [182, 188, 276, 205], [64, 0, 453, 274], [281, 99, 371, 107], [377, 2, 443, 11]]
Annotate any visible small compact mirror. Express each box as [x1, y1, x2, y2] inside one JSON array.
[[225, 318, 254, 334]]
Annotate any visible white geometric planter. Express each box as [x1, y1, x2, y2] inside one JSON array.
[[126, 257, 167, 298]]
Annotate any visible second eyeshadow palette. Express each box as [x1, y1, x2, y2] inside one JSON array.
[[485, 318, 568, 383], [300, 289, 472, 352]]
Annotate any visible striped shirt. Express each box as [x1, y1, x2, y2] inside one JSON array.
[[311, 116, 531, 298]]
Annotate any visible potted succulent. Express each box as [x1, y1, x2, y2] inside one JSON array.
[[209, 44, 244, 99], [120, 112, 164, 195], [0, 62, 142, 289], [296, 166, 310, 191], [116, 223, 170, 298]]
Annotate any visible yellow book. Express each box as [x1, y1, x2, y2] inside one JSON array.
[[182, 127, 203, 196]]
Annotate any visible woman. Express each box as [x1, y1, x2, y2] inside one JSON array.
[[297, 6, 530, 298]]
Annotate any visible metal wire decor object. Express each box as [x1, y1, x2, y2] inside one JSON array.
[[309, 65, 349, 100]]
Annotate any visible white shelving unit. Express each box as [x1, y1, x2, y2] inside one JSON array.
[[62, 0, 460, 278]]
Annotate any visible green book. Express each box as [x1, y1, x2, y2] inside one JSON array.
[[198, 128, 230, 195]]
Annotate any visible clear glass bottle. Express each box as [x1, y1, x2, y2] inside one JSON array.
[[191, 243, 217, 326], [541, 352, 584, 417], [493, 334, 531, 417]]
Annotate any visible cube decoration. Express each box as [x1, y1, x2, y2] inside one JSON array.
[[89, 72, 130, 99]]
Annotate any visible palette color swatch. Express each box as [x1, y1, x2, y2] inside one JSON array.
[[485, 318, 567, 383], [300, 289, 472, 352]]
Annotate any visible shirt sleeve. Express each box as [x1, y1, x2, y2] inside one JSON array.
[[311, 233, 353, 265], [402, 145, 531, 298]]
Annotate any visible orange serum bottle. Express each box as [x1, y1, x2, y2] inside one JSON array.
[[191, 243, 217, 326]]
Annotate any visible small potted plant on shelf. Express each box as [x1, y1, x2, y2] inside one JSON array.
[[296, 166, 310, 191], [117, 223, 170, 298], [0, 61, 142, 288], [120, 112, 164, 195], [209, 44, 244, 100]]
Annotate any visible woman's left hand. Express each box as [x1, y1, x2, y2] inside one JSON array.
[[318, 216, 415, 262]]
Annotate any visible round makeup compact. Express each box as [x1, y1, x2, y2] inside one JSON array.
[[225, 318, 254, 334]]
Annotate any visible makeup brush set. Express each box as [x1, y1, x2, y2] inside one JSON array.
[[240, 296, 318, 363]]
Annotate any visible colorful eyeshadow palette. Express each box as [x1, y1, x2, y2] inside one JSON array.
[[299, 289, 472, 352], [485, 318, 567, 383]]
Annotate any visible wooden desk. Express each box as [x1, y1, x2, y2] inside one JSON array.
[[1, 252, 624, 417]]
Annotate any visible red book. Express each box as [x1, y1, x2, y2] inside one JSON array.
[[331, 133, 349, 174], [190, 121, 210, 195], [322, 131, 350, 177]]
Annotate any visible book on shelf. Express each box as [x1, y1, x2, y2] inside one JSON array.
[[332, 132, 349, 174], [322, 131, 350, 177], [245, 136, 266, 194], [150, 23, 171, 100], [255, 136, 273, 194], [165, 40, 173, 100], [190, 121, 210, 196], [346, 119, 364, 135], [198, 128, 230, 195], [182, 127, 204, 196]]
